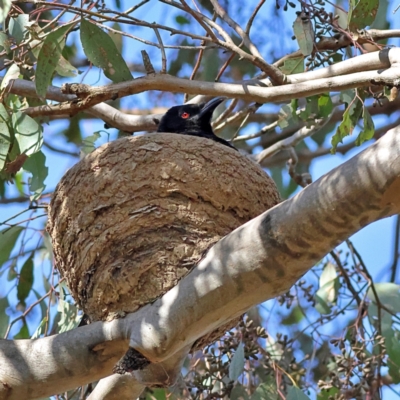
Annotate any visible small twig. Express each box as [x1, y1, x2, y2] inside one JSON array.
[[215, 52, 235, 82], [286, 148, 312, 188], [153, 27, 167, 74], [141, 50, 156, 75], [256, 114, 333, 163], [245, 0, 266, 35], [231, 103, 262, 140]]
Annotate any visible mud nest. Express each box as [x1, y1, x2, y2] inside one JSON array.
[[47, 133, 280, 347]]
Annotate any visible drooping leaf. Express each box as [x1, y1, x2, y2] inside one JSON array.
[[11, 111, 43, 156], [280, 57, 304, 75], [293, 13, 314, 57], [0, 226, 24, 267], [287, 386, 311, 400], [80, 19, 132, 83], [0, 64, 21, 90], [23, 151, 48, 200], [9, 14, 31, 44], [349, 0, 379, 31], [55, 56, 79, 77], [229, 342, 245, 381], [31, 317, 48, 339], [57, 286, 81, 333], [17, 254, 34, 307], [0, 103, 11, 171], [14, 319, 30, 339], [80, 131, 101, 156], [317, 93, 333, 118], [278, 103, 299, 129], [367, 283, 400, 314], [0, 31, 11, 54], [0, 0, 11, 25], [175, 15, 190, 25], [331, 92, 363, 153], [250, 377, 278, 400], [282, 305, 305, 325], [230, 385, 250, 400], [0, 296, 10, 338], [35, 24, 71, 98], [355, 107, 375, 146], [315, 294, 331, 314]]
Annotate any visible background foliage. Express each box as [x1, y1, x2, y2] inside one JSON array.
[[1, 0, 400, 399]]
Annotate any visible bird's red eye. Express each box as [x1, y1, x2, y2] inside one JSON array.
[[181, 112, 190, 119]]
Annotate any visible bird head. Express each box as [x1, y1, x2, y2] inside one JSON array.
[[157, 97, 225, 134]]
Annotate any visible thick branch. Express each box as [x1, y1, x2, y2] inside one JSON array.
[[1, 124, 400, 399]]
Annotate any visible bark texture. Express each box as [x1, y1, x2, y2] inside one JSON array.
[[47, 133, 280, 326]]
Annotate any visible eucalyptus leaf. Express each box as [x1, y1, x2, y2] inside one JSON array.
[[0, 226, 24, 267], [229, 342, 245, 381], [355, 107, 375, 146], [17, 254, 34, 306], [23, 151, 48, 200], [80, 19, 132, 83], [293, 13, 314, 56], [287, 386, 311, 400], [36, 24, 71, 98], [0, 296, 10, 338], [9, 14, 31, 44], [0, 103, 11, 171], [349, 0, 379, 31], [12, 111, 43, 156]]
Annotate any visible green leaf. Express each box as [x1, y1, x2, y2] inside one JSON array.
[[57, 287, 81, 333], [299, 96, 318, 121], [9, 14, 32, 44], [80, 131, 101, 155], [0, 64, 21, 90], [282, 305, 304, 325], [230, 385, 250, 400], [355, 107, 375, 146], [287, 386, 311, 400], [280, 57, 304, 75], [0, 296, 10, 338], [35, 24, 71, 98], [0, 0, 11, 25], [331, 96, 363, 153], [0, 103, 11, 171], [17, 254, 34, 306], [278, 103, 299, 129], [175, 15, 190, 25], [14, 319, 29, 339], [23, 151, 48, 200], [33, 288, 47, 322], [367, 283, 400, 313], [12, 111, 43, 156], [250, 377, 278, 400], [293, 13, 314, 57], [229, 342, 245, 381], [317, 387, 339, 400], [0, 31, 11, 54], [315, 294, 331, 314], [31, 317, 48, 339], [55, 56, 79, 77], [0, 226, 24, 267], [80, 19, 132, 83], [349, 0, 379, 31], [317, 93, 333, 118]]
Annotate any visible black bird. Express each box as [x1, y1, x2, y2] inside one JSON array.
[[157, 97, 237, 150]]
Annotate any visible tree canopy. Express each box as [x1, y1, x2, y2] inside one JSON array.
[[1, 0, 400, 399]]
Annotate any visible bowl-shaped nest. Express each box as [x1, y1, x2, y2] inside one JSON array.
[[47, 133, 280, 343]]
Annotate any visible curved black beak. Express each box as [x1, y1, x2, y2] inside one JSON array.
[[198, 97, 226, 120]]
